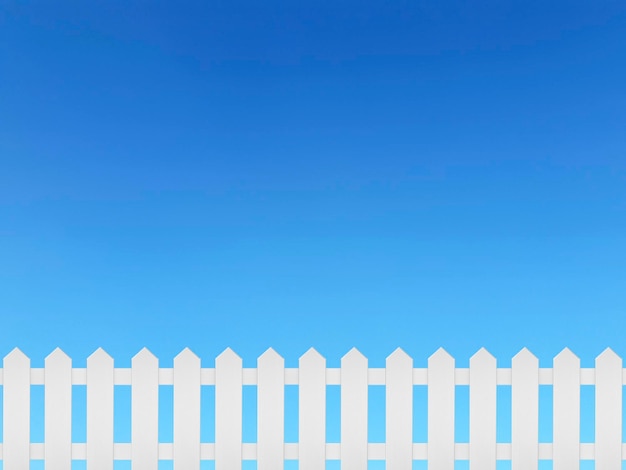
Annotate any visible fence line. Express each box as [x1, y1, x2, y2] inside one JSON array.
[[0, 346, 624, 470]]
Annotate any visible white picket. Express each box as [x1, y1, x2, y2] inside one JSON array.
[[258, 348, 285, 470], [299, 348, 326, 470], [87, 348, 114, 470], [428, 347, 455, 470], [45, 348, 73, 470], [469, 347, 496, 470], [595, 348, 622, 470], [3, 348, 30, 470], [511, 348, 538, 470], [553, 347, 580, 470], [215, 348, 243, 470], [341, 347, 368, 470], [132, 348, 159, 470], [173, 348, 201, 470], [386, 347, 413, 470]]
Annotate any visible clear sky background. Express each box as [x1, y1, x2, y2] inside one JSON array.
[[1, 1, 626, 468]]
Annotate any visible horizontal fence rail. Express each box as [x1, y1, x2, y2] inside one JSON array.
[[0, 346, 624, 470]]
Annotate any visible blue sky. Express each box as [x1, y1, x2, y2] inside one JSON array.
[[1, 1, 626, 467]]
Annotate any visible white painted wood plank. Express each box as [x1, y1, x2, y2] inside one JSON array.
[[173, 348, 201, 470], [386, 348, 413, 470], [595, 348, 622, 470], [3, 348, 31, 470], [87, 348, 114, 470], [132, 348, 159, 470], [215, 348, 243, 470], [553, 348, 580, 470], [469, 347, 496, 470], [299, 348, 326, 470], [257, 348, 284, 470], [341, 348, 368, 470], [45, 348, 72, 470], [511, 348, 538, 470], [428, 348, 455, 470]]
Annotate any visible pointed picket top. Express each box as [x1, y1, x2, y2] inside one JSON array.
[[132, 347, 158, 366], [428, 347, 454, 367], [4, 347, 29, 365], [174, 347, 200, 366], [299, 347, 325, 365], [216, 347, 242, 367], [512, 347, 538, 365], [596, 347, 622, 366], [45, 347, 70, 363], [386, 347, 412, 366], [341, 347, 367, 366], [470, 347, 495, 364], [258, 347, 284, 366], [87, 347, 113, 366], [45, 347, 71, 368], [554, 347, 579, 367]]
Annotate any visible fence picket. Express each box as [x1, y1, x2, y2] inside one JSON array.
[[341, 348, 368, 470], [386, 348, 413, 470], [469, 347, 496, 470], [258, 348, 285, 470], [428, 347, 455, 470], [3, 348, 30, 470], [511, 348, 538, 470], [299, 348, 326, 470], [87, 348, 114, 470], [215, 348, 243, 470], [45, 348, 72, 470], [173, 348, 201, 470], [595, 348, 622, 470], [553, 347, 580, 470], [132, 348, 159, 470]]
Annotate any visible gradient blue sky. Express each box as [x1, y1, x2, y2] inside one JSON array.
[[1, 2, 626, 467]]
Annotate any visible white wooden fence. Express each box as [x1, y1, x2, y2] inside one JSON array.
[[0, 346, 624, 469]]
